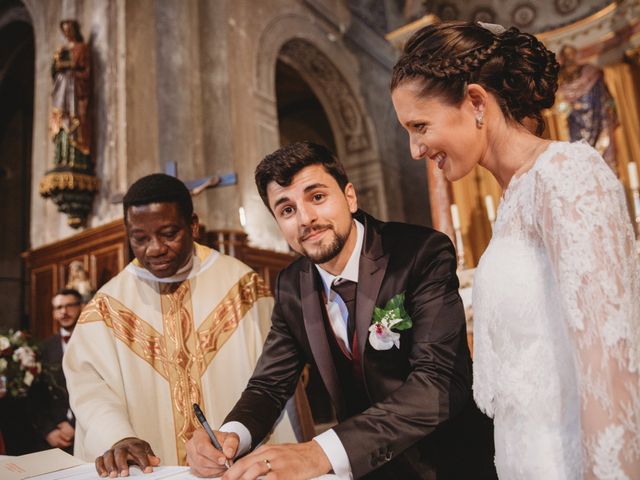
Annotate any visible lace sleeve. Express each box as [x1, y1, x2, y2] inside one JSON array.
[[534, 143, 640, 479]]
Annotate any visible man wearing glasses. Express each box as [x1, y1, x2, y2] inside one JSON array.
[[30, 288, 83, 454]]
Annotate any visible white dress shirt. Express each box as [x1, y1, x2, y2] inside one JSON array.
[[221, 220, 364, 480], [60, 326, 72, 354]]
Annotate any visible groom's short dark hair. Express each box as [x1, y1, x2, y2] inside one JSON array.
[[254, 141, 350, 211]]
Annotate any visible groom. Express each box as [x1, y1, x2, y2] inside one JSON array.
[[186, 142, 495, 479]]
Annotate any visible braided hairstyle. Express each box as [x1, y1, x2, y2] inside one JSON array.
[[391, 21, 559, 135]]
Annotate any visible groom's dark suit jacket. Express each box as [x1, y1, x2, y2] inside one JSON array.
[[225, 211, 495, 479]]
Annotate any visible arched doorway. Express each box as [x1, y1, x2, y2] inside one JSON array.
[[275, 38, 388, 220], [274, 58, 340, 427], [246, 18, 391, 251], [276, 60, 337, 152], [0, 4, 34, 332]]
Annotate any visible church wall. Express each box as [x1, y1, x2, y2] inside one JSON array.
[[194, 0, 239, 231], [342, 13, 430, 226], [24, 0, 429, 252], [25, 0, 126, 249]]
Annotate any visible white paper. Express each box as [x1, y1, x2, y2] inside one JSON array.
[[30, 464, 199, 480], [0, 449, 83, 480]]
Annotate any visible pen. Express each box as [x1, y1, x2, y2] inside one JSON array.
[[193, 403, 231, 469]]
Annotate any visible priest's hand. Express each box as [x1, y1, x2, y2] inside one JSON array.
[[221, 440, 331, 480], [187, 428, 238, 477], [95, 437, 160, 477]]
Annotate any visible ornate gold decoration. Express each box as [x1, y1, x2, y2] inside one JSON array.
[[39, 171, 99, 194], [78, 270, 271, 464], [39, 171, 100, 228]]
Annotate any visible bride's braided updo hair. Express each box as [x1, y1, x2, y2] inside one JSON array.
[[391, 21, 559, 134]]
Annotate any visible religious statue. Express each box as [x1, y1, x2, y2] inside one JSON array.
[[555, 45, 619, 173], [50, 20, 91, 169], [65, 260, 93, 302], [40, 19, 99, 228]]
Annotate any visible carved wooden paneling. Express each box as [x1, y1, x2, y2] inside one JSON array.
[[241, 247, 296, 292], [30, 265, 56, 340], [91, 245, 125, 290], [23, 220, 129, 339]]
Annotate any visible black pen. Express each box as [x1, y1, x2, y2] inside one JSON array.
[[193, 403, 231, 469]]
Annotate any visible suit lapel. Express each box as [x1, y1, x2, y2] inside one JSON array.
[[53, 333, 64, 362], [300, 264, 346, 418], [356, 213, 389, 359]]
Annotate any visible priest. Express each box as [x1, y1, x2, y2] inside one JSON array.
[[63, 173, 297, 476]]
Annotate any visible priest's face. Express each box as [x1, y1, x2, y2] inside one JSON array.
[[125, 202, 199, 278], [267, 164, 358, 273]]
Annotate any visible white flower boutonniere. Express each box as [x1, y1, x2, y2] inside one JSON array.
[[368, 292, 412, 350]]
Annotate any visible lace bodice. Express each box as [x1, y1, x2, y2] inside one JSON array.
[[473, 141, 640, 479]]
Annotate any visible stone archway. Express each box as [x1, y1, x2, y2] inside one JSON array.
[[277, 39, 371, 159], [276, 38, 388, 221], [246, 13, 389, 250]]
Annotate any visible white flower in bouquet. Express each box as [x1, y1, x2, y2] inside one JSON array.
[[13, 346, 37, 368], [23, 370, 34, 387], [0, 330, 41, 398], [11, 330, 23, 343]]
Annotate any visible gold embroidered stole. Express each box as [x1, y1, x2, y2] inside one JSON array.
[[79, 271, 270, 464]]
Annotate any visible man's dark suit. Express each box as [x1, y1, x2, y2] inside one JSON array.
[[225, 211, 495, 479], [30, 333, 74, 454]]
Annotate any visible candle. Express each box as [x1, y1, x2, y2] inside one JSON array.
[[238, 206, 246, 228], [450, 204, 461, 230], [628, 162, 639, 190], [484, 195, 496, 222]]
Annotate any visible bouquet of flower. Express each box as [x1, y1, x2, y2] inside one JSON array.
[[0, 330, 41, 398]]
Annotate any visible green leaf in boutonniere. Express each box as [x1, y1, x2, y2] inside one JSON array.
[[369, 292, 412, 350]]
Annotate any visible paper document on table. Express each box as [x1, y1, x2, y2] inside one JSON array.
[[30, 464, 197, 479], [0, 449, 83, 480]]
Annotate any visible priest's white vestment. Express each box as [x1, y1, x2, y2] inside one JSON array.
[[64, 243, 297, 465]]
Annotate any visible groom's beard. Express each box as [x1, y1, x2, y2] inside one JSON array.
[[299, 224, 349, 265]]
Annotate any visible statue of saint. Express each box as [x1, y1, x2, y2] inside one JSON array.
[[555, 45, 618, 173], [65, 260, 93, 302], [49, 20, 91, 170]]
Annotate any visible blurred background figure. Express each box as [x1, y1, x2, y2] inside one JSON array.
[[29, 288, 82, 454], [555, 44, 619, 173]]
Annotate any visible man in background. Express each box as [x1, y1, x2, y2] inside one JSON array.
[[63, 174, 297, 477], [31, 288, 83, 454]]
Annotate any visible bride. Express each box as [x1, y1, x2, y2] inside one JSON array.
[[390, 21, 640, 479]]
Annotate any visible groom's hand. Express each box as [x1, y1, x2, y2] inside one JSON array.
[[187, 428, 238, 477], [221, 440, 331, 480]]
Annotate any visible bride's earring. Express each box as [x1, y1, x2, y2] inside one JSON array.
[[476, 112, 484, 128]]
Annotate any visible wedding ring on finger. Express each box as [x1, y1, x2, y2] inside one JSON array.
[[264, 459, 272, 472]]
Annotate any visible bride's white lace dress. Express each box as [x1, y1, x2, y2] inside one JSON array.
[[473, 141, 640, 479]]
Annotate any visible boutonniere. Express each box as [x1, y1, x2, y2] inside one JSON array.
[[368, 292, 412, 350]]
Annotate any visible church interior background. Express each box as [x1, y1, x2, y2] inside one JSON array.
[[1, 0, 639, 454]]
